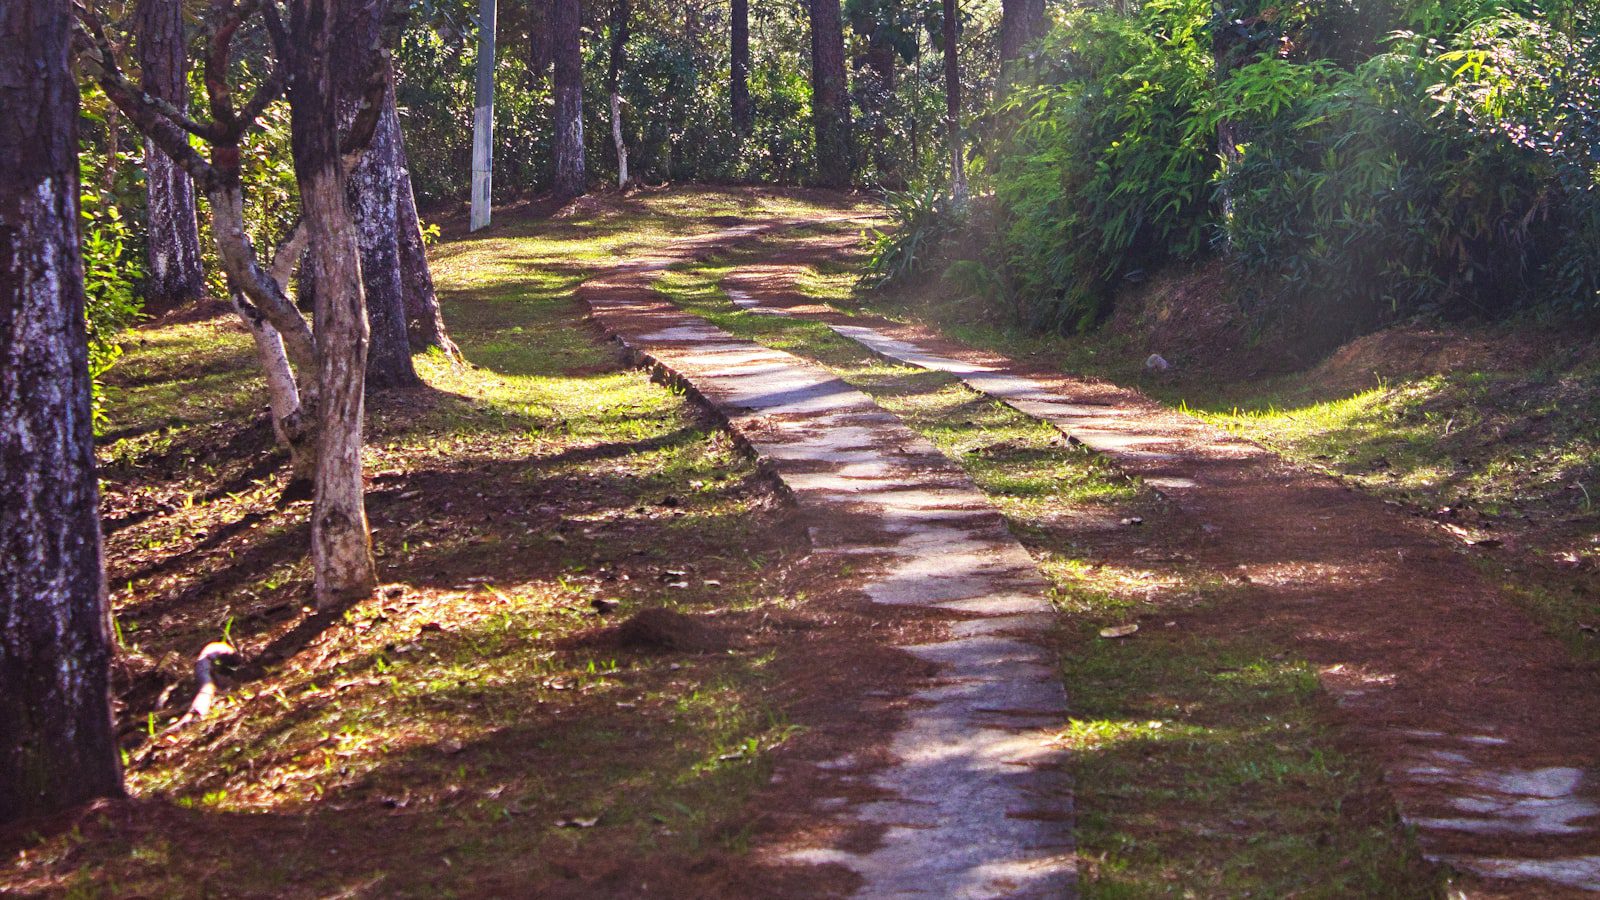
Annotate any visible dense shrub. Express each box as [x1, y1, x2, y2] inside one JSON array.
[[956, 0, 1599, 337], [989, 0, 1216, 332]]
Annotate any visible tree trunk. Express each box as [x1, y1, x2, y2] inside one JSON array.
[[351, 93, 422, 390], [808, 0, 851, 187], [395, 142, 461, 359], [999, 0, 1046, 66], [526, 0, 552, 87], [607, 0, 629, 188], [731, 0, 751, 134], [943, 0, 966, 199], [134, 0, 205, 310], [335, 1, 420, 390], [287, 0, 378, 610], [551, 0, 586, 199], [0, 0, 123, 823]]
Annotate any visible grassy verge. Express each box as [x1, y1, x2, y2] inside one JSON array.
[[655, 241, 1443, 897], [3, 189, 866, 897]]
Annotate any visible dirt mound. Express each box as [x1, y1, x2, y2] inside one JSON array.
[[614, 608, 728, 653], [1308, 325, 1562, 395], [1106, 260, 1303, 380]]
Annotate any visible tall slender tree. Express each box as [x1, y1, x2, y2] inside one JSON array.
[[337, 0, 421, 389], [730, 0, 752, 134], [0, 0, 123, 823], [551, 0, 586, 198], [607, 0, 630, 188], [809, 0, 852, 186], [134, 0, 205, 309], [942, 0, 965, 198]]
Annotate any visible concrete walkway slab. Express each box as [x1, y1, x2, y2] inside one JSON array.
[[580, 228, 1077, 898]]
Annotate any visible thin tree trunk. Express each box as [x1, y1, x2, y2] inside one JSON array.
[[287, 0, 377, 610], [731, 0, 751, 134], [134, 0, 205, 310], [607, 0, 629, 188], [551, 0, 586, 199], [395, 142, 461, 359], [943, 0, 966, 199], [808, 0, 851, 187], [0, 0, 122, 823]]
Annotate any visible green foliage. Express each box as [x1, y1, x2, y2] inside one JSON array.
[[957, 0, 1600, 337], [863, 185, 969, 288], [77, 117, 146, 427], [989, 0, 1216, 332], [1222, 8, 1600, 333]]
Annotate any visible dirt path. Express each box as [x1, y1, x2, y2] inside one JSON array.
[[580, 224, 1077, 897], [721, 232, 1600, 895]]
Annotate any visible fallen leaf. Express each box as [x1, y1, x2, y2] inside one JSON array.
[[1100, 624, 1139, 639], [555, 816, 599, 829]]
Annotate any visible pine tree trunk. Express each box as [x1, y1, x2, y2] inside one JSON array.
[[808, 0, 852, 187], [526, 0, 552, 87], [551, 0, 586, 199], [731, 0, 751, 134], [999, 0, 1046, 65], [943, 0, 966, 199], [607, 0, 629, 188], [0, 0, 123, 823], [395, 144, 460, 358], [134, 0, 205, 310], [287, 0, 378, 610]]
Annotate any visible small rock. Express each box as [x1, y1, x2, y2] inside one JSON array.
[[1144, 353, 1170, 372]]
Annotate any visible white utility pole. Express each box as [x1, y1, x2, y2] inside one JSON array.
[[470, 0, 496, 232]]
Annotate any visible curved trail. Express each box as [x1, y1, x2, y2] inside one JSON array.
[[723, 230, 1600, 895], [580, 223, 1077, 897]]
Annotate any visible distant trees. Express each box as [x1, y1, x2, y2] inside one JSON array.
[[809, 0, 852, 185], [551, 0, 586, 198], [134, 0, 205, 309], [0, 0, 123, 823]]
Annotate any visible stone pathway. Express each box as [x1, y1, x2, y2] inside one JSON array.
[[580, 227, 1077, 897], [724, 244, 1600, 895]]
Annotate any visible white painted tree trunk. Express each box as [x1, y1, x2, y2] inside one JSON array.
[[470, 0, 496, 232]]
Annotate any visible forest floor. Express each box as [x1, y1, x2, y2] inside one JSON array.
[[2, 186, 1597, 898]]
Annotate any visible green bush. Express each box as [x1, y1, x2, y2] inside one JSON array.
[[78, 144, 145, 427], [989, 0, 1216, 332]]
